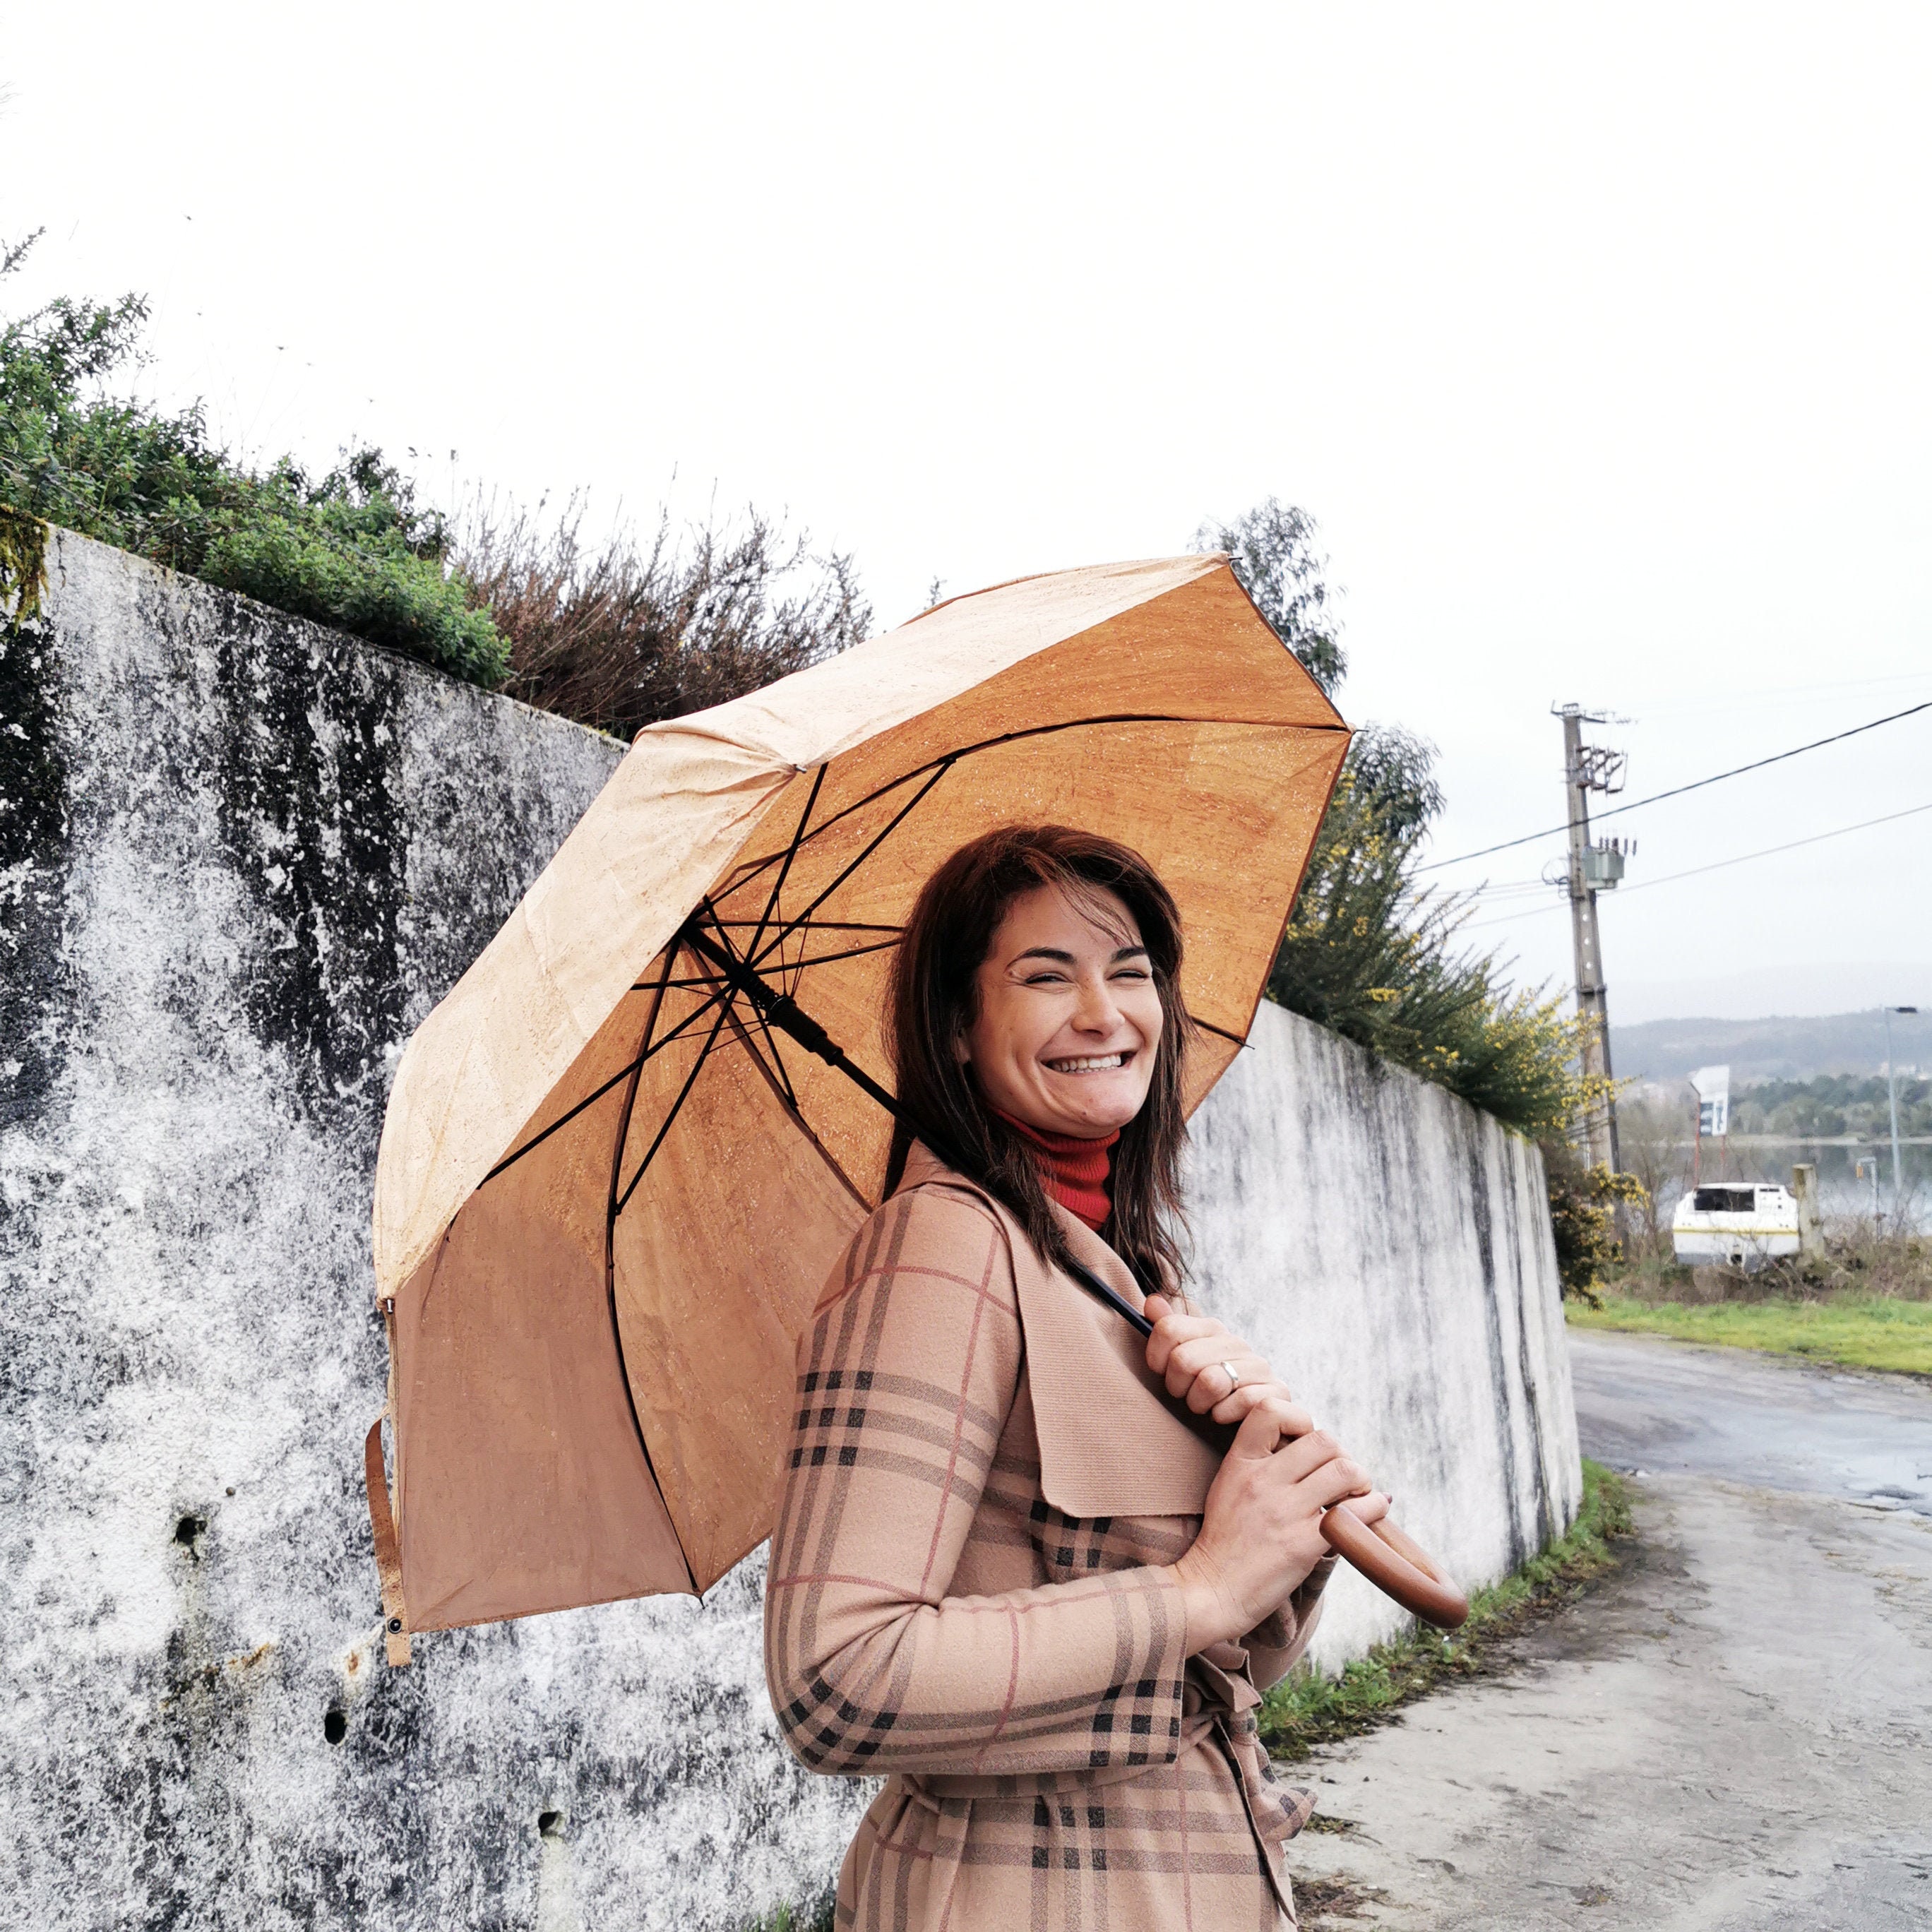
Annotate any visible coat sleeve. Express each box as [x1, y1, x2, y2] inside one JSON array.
[[763, 1184, 1191, 1780], [1243, 1553, 1340, 1692]]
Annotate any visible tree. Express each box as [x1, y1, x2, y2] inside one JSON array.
[[1206, 496, 1598, 1158], [1193, 496, 1345, 696]]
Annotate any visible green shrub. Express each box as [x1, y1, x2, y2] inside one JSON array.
[[0, 502, 47, 623], [0, 231, 506, 685], [1201, 506, 1587, 1143], [742, 1893, 835, 1932], [1264, 724, 1588, 1141], [1545, 1145, 1648, 1302], [198, 453, 506, 684]]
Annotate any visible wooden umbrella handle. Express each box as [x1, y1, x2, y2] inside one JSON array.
[[1320, 1505, 1470, 1631]]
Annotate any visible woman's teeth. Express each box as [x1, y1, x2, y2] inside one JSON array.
[[1047, 1053, 1126, 1073]]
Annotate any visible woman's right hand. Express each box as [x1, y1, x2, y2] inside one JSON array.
[[1167, 1397, 1374, 1652]]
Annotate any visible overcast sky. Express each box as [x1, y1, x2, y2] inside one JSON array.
[[7, 3, 1929, 1019]]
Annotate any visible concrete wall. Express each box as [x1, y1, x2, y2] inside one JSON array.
[[1188, 1002, 1581, 1672], [1, 531, 1578, 1930]]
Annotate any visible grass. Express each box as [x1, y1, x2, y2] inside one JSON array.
[[1258, 1459, 1633, 1761], [1568, 1293, 1932, 1377], [744, 1893, 834, 1932]]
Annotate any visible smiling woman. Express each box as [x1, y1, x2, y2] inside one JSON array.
[[762, 824, 1388, 1932], [880, 825, 1197, 1295], [958, 894, 1162, 1135]]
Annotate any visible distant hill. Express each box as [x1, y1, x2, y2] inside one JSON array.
[[1613, 963, 1930, 1025], [1610, 1007, 1931, 1084]]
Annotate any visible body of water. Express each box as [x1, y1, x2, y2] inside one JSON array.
[[1636, 1137, 1931, 1235]]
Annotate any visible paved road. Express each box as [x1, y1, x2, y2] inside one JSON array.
[[1575, 1330, 1932, 1518], [1290, 1330, 1932, 1931]]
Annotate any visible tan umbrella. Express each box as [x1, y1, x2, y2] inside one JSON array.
[[366, 555, 1370, 1664]]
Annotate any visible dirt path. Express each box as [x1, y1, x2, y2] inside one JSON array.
[[1287, 1331, 1932, 1930]]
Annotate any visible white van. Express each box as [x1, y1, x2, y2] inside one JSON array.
[[1671, 1183, 1801, 1270]]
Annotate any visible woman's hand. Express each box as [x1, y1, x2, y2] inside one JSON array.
[[1340, 1487, 1393, 1530], [1143, 1294, 1305, 1428], [1167, 1397, 1375, 1653]]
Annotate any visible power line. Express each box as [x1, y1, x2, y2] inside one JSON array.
[[1419, 700, 1932, 873], [1460, 798, 1932, 932], [1631, 667, 1932, 721]]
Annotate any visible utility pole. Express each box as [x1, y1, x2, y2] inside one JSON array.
[[1556, 705, 1631, 1173], [1884, 1004, 1919, 1233]]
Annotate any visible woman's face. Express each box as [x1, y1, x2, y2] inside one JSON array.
[[956, 883, 1164, 1140]]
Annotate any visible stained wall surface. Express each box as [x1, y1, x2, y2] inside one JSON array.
[[1187, 1001, 1582, 1672], [0, 531, 1578, 1928]]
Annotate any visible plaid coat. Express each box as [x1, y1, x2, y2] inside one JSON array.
[[764, 1147, 1336, 1931]]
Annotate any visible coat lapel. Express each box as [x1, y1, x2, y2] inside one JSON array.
[[899, 1147, 1227, 1520]]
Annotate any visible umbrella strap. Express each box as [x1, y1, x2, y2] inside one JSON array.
[[1062, 1256, 1155, 1337], [365, 1299, 412, 1667], [364, 1418, 412, 1666]]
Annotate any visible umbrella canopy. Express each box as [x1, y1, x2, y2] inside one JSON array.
[[370, 555, 1348, 1638]]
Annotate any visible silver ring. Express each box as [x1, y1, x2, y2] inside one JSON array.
[[1220, 1360, 1241, 1390]]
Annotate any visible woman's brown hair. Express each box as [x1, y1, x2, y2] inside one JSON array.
[[882, 824, 1195, 1294]]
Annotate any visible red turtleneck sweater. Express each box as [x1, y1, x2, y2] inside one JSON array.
[[996, 1110, 1118, 1232]]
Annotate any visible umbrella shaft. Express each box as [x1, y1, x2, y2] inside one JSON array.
[[680, 922, 900, 1116]]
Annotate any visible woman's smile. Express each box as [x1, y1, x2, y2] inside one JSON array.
[[957, 882, 1164, 1137]]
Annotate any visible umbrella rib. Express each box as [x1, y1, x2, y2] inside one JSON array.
[[479, 975, 733, 1186], [704, 919, 904, 933], [782, 936, 903, 974], [751, 758, 955, 970], [732, 981, 799, 1109], [721, 711, 1347, 902], [696, 900, 801, 1107], [1190, 1013, 1248, 1047], [614, 996, 735, 1217], [745, 759, 826, 974], [637, 981, 734, 1060], [600, 943, 697, 1590], [759, 1011, 797, 1106], [482, 1051, 651, 1183], [718, 1001, 870, 1211], [607, 946, 674, 1205]]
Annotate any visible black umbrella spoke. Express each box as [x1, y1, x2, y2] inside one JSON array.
[[775, 935, 902, 996], [637, 981, 735, 1061], [683, 899, 806, 1106], [607, 943, 676, 1210], [703, 916, 905, 982], [752, 757, 955, 972], [744, 761, 826, 974], [483, 1052, 648, 1185], [704, 918, 904, 932], [1190, 1013, 1247, 1048], [746, 1000, 797, 1108], [614, 996, 735, 1217], [715, 710, 1284, 908], [481, 950, 688, 1186], [794, 936, 902, 967], [712, 735, 955, 900]]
